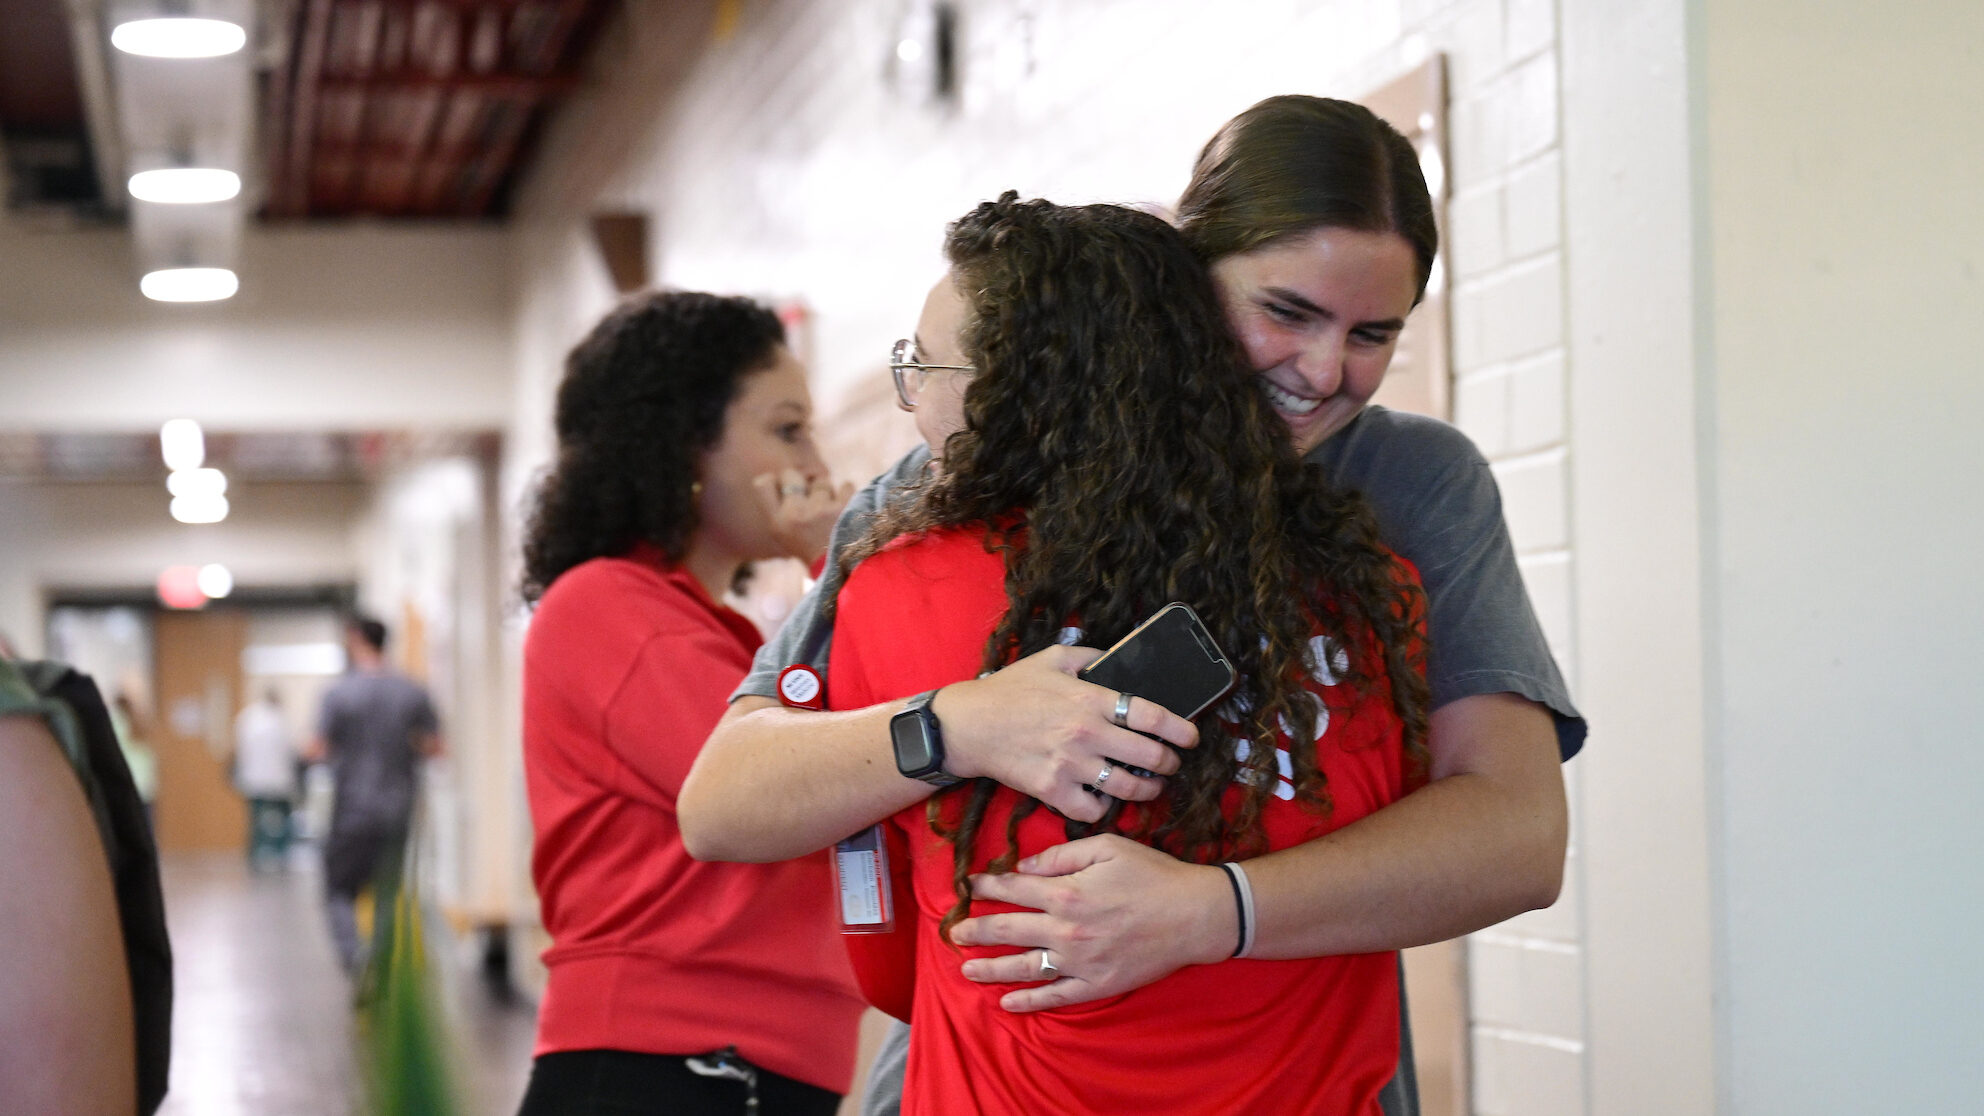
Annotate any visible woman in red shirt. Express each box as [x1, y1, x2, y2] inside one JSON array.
[[517, 291, 861, 1115], [825, 195, 1431, 1114]]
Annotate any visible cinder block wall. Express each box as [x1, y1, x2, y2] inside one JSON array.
[[509, 3, 1587, 1111]]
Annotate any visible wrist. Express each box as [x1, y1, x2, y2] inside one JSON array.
[[924, 682, 982, 780], [890, 688, 962, 787], [1189, 862, 1243, 967]]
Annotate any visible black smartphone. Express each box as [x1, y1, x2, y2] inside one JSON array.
[[1077, 602, 1238, 724]]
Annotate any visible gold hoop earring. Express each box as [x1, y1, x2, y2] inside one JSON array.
[[690, 481, 704, 497]]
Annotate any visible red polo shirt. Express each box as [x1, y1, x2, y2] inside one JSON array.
[[523, 547, 863, 1093]]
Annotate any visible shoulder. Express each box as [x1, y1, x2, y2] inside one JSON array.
[[840, 526, 1004, 627], [844, 446, 932, 517], [532, 556, 706, 635], [321, 673, 361, 707], [1308, 408, 1502, 554], [846, 525, 999, 593], [1308, 406, 1489, 489]]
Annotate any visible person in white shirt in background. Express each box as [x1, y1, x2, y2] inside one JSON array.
[[233, 688, 301, 872]]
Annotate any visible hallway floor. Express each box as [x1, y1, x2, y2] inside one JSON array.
[[155, 852, 537, 1116]]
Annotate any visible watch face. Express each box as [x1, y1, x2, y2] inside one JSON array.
[[892, 709, 940, 776]]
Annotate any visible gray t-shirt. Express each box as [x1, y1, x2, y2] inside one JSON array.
[[733, 405, 1586, 1115], [316, 668, 437, 833]]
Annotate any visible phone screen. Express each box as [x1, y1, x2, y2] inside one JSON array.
[[1077, 602, 1237, 722]]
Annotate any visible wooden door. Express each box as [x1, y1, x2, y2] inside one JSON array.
[[152, 608, 249, 852]]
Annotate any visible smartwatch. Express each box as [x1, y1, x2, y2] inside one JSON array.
[[890, 689, 961, 787]]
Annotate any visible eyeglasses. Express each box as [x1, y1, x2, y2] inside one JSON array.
[[890, 338, 974, 411]]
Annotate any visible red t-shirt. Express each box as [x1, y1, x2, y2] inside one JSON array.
[[829, 527, 1413, 1115], [523, 548, 864, 1092]]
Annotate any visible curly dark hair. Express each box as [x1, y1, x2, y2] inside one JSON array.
[[520, 290, 786, 603], [842, 194, 1430, 940]]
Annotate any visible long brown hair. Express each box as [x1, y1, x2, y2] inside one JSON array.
[[1177, 94, 1438, 302], [844, 195, 1429, 939]]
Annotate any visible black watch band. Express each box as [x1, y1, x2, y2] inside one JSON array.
[[890, 689, 961, 787]]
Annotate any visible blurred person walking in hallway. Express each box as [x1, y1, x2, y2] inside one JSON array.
[[306, 615, 441, 976], [233, 688, 301, 871]]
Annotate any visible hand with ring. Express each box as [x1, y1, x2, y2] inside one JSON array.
[[929, 647, 1198, 823], [954, 834, 1230, 1012]]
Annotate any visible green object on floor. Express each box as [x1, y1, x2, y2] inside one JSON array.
[[360, 837, 460, 1116]]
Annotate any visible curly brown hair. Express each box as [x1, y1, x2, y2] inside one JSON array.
[[843, 194, 1429, 939], [520, 291, 786, 604]]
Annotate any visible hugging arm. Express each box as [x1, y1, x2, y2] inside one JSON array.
[[956, 420, 1577, 1009], [678, 646, 1197, 862], [956, 691, 1565, 1010]]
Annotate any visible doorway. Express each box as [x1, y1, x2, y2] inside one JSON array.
[[152, 608, 249, 852]]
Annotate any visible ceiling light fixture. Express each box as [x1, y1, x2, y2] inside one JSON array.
[[110, 17, 247, 59], [196, 564, 234, 598], [170, 493, 230, 524], [129, 167, 241, 204], [160, 418, 204, 471], [141, 267, 238, 302], [166, 466, 227, 499]]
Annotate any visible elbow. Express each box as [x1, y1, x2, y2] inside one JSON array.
[[676, 785, 780, 864], [675, 787, 737, 862], [678, 816, 746, 863], [1522, 851, 1566, 914], [1516, 799, 1571, 913]]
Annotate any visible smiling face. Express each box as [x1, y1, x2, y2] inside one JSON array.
[[1210, 226, 1422, 455]]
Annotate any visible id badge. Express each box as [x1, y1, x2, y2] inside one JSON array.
[[834, 824, 894, 933]]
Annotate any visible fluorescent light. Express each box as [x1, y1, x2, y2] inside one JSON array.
[[129, 168, 241, 204], [110, 17, 246, 58], [197, 564, 234, 598], [166, 467, 227, 498], [170, 493, 229, 524], [141, 267, 238, 303], [161, 419, 204, 471]]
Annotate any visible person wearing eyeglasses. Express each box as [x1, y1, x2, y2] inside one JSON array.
[[682, 96, 1578, 1116]]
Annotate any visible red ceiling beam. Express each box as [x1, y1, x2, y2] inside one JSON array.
[[317, 71, 581, 95], [278, 0, 335, 217]]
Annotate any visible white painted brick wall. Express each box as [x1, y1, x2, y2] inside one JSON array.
[[1508, 349, 1567, 450], [1505, 152, 1564, 258], [1474, 1029, 1588, 1116], [1450, 184, 1509, 280], [512, 2, 1585, 1112], [1454, 255, 1566, 368], [1415, 0, 1584, 1108], [1494, 448, 1570, 553]]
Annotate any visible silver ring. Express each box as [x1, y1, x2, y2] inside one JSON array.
[[1112, 691, 1133, 728], [1093, 763, 1113, 790], [781, 482, 807, 498], [1037, 950, 1058, 979]]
